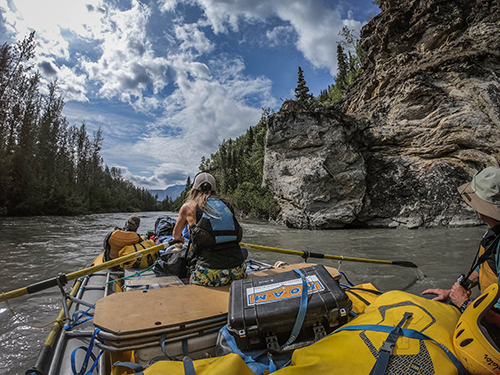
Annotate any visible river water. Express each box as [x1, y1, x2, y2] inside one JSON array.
[[0, 212, 487, 375]]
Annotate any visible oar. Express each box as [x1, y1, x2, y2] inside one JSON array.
[[240, 243, 418, 268], [0, 243, 165, 302]]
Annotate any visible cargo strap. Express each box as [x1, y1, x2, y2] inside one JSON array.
[[65, 303, 95, 330], [335, 320, 467, 375], [71, 328, 102, 375], [281, 269, 308, 348], [220, 325, 285, 374], [368, 312, 412, 375], [183, 360, 196, 375]]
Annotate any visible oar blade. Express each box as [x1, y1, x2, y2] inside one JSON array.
[[391, 260, 418, 268]]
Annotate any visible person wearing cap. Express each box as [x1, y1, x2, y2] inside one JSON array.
[[124, 215, 141, 232], [172, 172, 246, 287], [422, 166, 500, 314]]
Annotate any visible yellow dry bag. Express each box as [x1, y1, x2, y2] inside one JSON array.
[[139, 353, 255, 375], [345, 283, 382, 318], [274, 290, 466, 375], [119, 240, 158, 269]]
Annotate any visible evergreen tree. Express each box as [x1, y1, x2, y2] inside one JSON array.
[[294, 66, 313, 104], [336, 44, 348, 91], [0, 34, 160, 215]]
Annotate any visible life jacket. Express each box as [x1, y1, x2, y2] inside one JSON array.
[[118, 240, 158, 269], [103, 229, 141, 261], [273, 291, 466, 375], [475, 226, 500, 293], [191, 198, 244, 269], [478, 243, 499, 294]]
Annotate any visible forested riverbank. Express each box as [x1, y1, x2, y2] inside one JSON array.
[[0, 33, 159, 216]]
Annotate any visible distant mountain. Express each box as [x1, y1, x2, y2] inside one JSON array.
[[149, 185, 185, 201]]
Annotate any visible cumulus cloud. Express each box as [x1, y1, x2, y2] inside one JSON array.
[[174, 21, 214, 54], [266, 25, 296, 47], [79, 1, 171, 106], [165, 0, 363, 75], [1, 0, 372, 189]]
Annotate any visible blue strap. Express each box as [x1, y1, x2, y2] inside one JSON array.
[[71, 328, 101, 375], [268, 354, 277, 373], [159, 333, 178, 361], [65, 304, 95, 330], [183, 360, 196, 375], [182, 339, 189, 357], [112, 361, 144, 373], [220, 325, 270, 375], [335, 324, 467, 375], [368, 312, 412, 375], [282, 269, 308, 348]]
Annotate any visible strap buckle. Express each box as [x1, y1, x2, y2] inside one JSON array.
[[379, 340, 395, 355]]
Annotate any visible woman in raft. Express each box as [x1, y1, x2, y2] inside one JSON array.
[[172, 172, 246, 286]]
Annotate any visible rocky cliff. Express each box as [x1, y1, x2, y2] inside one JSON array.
[[263, 0, 500, 229]]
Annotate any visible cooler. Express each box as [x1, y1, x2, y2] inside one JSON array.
[[227, 264, 351, 351]]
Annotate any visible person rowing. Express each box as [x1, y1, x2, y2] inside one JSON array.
[[422, 166, 500, 373]]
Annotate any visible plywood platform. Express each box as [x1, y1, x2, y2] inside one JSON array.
[[94, 263, 340, 336]]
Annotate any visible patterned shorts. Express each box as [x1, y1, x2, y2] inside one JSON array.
[[191, 263, 247, 287]]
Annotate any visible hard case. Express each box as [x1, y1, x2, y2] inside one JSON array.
[[227, 264, 351, 351]]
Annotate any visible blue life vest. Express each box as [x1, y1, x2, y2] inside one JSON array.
[[191, 197, 243, 269]]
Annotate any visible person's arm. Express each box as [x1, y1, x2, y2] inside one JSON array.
[[173, 202, 196, 242], [172, 204, 189, 243]]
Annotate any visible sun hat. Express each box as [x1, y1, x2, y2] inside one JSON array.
[[125, 215, 140, 231], [192, 172, 216, 191], [458, 166, 500, 221]]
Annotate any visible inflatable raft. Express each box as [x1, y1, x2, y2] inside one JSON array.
[[24, 249, 476, 375]]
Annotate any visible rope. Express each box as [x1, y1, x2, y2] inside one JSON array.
[[5, 299, 69, 329], [105, 260, 158, 285]]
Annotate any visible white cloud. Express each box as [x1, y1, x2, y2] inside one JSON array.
[[79, 1, 172, 106], [1, 0, 370, 189], [167, 0, 363, 75], [266, 25, 296, 47], [174, 21, 214, 54]]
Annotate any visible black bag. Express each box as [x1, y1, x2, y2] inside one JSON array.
[[154, 216, 176, 237], [153, 243, 192, 279]]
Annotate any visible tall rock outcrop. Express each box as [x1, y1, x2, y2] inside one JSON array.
[[263, 0, 500, 229]]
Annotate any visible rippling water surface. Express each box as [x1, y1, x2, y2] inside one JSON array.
[[0, 212, 487, 374]]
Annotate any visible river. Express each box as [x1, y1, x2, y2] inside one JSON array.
[[0, 212, 487, 375]]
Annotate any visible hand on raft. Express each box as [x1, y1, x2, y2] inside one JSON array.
[[421, 288, 451, 301], [422, 283, 471, 307]]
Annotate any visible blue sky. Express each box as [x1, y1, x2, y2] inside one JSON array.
[[0, 0, 379, 189]]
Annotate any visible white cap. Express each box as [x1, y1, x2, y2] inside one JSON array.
[[193, 172, 216, 191]]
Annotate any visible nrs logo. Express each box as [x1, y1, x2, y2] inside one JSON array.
[[485, 354, 500, 371]]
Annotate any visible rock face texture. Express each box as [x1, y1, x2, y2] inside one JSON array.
[[263, 0, 500, 229]]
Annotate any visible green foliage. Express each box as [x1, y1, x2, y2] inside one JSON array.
[[0, 33, 159, 216], [317, 27, 366, 106], [171, 109, 279, 220], [294, 67, 314, 105]]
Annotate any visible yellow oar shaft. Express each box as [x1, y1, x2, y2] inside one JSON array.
[[0, 243, 165, 302], [240, 243, 417, 268]]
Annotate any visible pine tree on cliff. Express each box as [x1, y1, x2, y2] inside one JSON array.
[[336, 43, 348, 91], [294, 66, 314, 105]]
